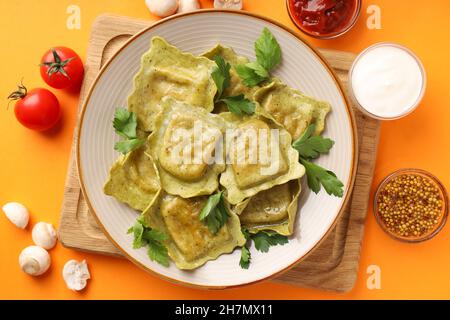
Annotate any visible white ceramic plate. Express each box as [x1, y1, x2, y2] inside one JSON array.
[[77, 10, 357, 288]]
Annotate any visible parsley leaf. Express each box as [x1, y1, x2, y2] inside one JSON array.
[[113, 108, 138, 139], [114, 138, 145, 154], [219, 94, 255, 116], [241, 228, 251, 241], [255, 27, 282, 72], [246, 61, 269, 78], [199, 191, 229, 234], [300, 158, 344, 197], [234, 64, 267, 87], [238, 229, 288, 269], [127, 218, 170, 267], [252, 231, 288, 253], [239, 228, 252, 269], [113, 107, 145, 154], [292, 124, 335, 159], [292, 124, 344, 197], [239, 246, 251, 269], [235, 28, 281, 87], [143, 229, 168, 243], [211, 55, 231, 101], [127, 220, 146, 249], [147, 241, 170, 267], [199, 192, 222, 220]]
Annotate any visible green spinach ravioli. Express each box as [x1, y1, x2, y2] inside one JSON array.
[[128, 37, 217, 132], [142, 191, 246, 270], [237, 180, 301, 236], [104, 147, 160, 212], [254, 80, 331, 140], [147, 97, 227, 198], [219, 112, 305, 205]]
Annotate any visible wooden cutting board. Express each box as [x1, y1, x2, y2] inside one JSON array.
[[58, 14, 380, 293]]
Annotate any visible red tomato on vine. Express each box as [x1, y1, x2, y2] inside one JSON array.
[[40, 47, 84, 90], [8, 82, 61, 131]]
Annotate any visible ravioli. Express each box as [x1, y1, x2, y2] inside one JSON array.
[[147, 97, 227, 198], [239, 180, 301, 235], [202, 44, 262, 112], [219, 112, 305, 204], [104, 148, 160, 211], [142, 191, 246, 270], [202, 44, 249, 66], [128, 37, 217, 131], [254, 80, 331, 140]]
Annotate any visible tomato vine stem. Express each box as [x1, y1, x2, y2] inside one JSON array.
[[40, 48, 75, 79]]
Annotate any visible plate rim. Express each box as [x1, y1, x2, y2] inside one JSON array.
[[76, 9, 359, 289]]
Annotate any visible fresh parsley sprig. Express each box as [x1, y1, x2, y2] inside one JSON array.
[[255, 28, 282, 71], [300, 158, 344, 197], [239, 229, 288, 269], [252, 230, 289, 252], [113, 108, 145, 154], [211, 55, 231, 101], [127, 218, 170, 267], [218, 95, 255, 116], [199, 191, 229, 234], [292, 124, 335, 159], [292, 124, 344, 197], [239, 228, 252, 269], [239, 246, 251, 269], [211, 55, 255, 116], [235, 27, 281, 87], [235, 64, 267, 87]]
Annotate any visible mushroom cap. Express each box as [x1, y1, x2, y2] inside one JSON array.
[[2, 202, 30, 229], [178, 0, 200, 13], [19, 246, 51, 276], [32, 222, 57, 250], [214, 0, 243, 10], [146, 0, 179, 17]]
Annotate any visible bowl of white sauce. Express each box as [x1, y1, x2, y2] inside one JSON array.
[[348, 42, 426, 120]]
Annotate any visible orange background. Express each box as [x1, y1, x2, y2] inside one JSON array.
[[1, 0, 449, 299]]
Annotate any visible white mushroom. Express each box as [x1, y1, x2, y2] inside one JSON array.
[[145, 0, 178, 17], [63, 259, 91, 291], [214, 0, 243, 10], [32, 222, 57, 250], [19, 246, 51, 276], [2, 202, 29, 229], [178, 0, 200, 13]]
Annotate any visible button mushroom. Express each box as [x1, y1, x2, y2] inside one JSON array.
[[63, 259, 91, 291], [2, 202, 29, 229], [145, 0, 179, 17], [19, 246, 51, 276], [214, 0, 243, 10], [32, 222, 57, 250], [178, 0, 200, 13]]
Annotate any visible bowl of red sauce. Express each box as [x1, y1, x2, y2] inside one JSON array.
[[286, 0, 362, 39]]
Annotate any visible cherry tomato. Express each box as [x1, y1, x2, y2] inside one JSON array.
[[8, 83, 61, 131], [40, 47, 84, 89]]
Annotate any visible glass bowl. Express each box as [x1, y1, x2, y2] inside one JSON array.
[[348, 42, 427, 120], [286, 0, 362, 39], [373, 168, 448, 243]]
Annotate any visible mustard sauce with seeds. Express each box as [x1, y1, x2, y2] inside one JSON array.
[[374, 169, 448, 242]]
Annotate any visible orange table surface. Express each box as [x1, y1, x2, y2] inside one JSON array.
[[1, 0, 449, 299]]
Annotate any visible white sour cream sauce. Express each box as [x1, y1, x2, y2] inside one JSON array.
[[350, 44, 425, 119]]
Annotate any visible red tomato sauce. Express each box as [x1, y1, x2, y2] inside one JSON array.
[[288, 0, 359, 37]]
